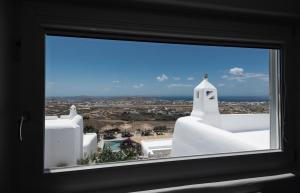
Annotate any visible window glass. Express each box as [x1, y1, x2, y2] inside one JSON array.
[[45, 35, 279, 170]]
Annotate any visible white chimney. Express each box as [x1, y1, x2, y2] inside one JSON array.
[[191, 74, 221, 127], [69, 105, 77, 119]]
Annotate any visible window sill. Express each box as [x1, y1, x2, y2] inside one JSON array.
[[132, 173, 295, 193]]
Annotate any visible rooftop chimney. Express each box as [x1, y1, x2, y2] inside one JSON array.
[[191, 74, 220, 127], [69, 105, 77, 119], [204, 73, 208, 79]]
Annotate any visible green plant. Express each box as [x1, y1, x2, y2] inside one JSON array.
[[83, 114, 90, 120], [104, 128, 120, 133], [141, 130, 153, 136], [95, 146, 125, 163], [77, 140, 141, 165], [103, 133, 116, 139], [120, 138, 141, 159], [121, 131, 133, 138], [84, 125, 97, 133], [153, 125, 167, 132], [77, 154, 90, 165]]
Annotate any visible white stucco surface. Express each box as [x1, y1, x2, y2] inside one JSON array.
[[83, 133, 98, 157], [141, 139, 172, 158], [170, 76, 270, 158], [171, 116, 269, 157], [45, 116, 83, 168], [44, 106, 97, 168], [233, 130, 270, 150], [191, 76, 221, 128], [220, 114, 269, 133]]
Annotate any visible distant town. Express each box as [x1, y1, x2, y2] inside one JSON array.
[[45, 96, 269, 143]]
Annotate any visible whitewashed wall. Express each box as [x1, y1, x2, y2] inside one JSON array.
[[83, 133, 98, 157], [171, 115, 269, 157], [220, 114, 269, 133], [44, 115, 83, 168]]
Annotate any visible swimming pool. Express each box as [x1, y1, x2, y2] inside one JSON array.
[[104, 140, 124, 152]]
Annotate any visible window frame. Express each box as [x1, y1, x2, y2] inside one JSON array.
[[18, 2, 295, 192]]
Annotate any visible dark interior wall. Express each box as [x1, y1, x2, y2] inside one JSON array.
[[29, 0, 300, 19], [0, 0, 16, 192], [0, 0, 299, 192], [295, 22, 300, 183], [145, 0, 299, 15]]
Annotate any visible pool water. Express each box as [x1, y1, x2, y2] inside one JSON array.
[[104, 140, 124, 151]]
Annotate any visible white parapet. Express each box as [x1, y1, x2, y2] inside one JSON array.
[[171, 116, 268, 157], [83, 133, 98, 157], [141, 139, 172, 158], [220, 114, 269, 132]]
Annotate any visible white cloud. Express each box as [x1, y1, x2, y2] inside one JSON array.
[[172, 77, 181, 80], [187, 77, 194, 81], [224, 67, 268, 82], [227, 73, 268, 82], [218, 83, 225, 87], [167, 84, 193, 88], [222, 75, 229, 79], [156, 74, 168, 82], [133, 83, 144, 89], [244, 73, 268, 80], [229, 67, 244, 76], [112, 80, 120, 83]]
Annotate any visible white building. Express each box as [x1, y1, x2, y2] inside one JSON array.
[[141, 74, 270, 158], [171, 75, 270, 157], [44, 105, 97, 168]]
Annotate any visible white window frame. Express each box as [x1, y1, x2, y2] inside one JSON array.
[[17, 2, 295, 192], [270, 49, 281, 149]]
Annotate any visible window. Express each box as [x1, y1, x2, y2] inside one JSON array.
[[19, 3, 294, 192], [44, 35, 281, 170]]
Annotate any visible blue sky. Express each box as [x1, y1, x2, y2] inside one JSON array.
[[46, 35, 270, 97]]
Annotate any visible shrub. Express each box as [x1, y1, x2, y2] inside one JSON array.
[[103, 133, 116, 140], [104, 128, 120, 134], [120, 138, 141, 159], [153, 125, 167, 133], [141, 130, 153, 136], [84, 125, 97, 133], [77, 154, 90, 165], [83, 114, 90, 120], [77, 139, 141, 165], [96, 146, 125, 163], [121, 131, 133, 138]]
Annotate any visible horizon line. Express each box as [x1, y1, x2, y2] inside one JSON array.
[[45, 95, 269, 98]]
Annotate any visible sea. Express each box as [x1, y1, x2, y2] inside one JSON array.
[[46, 95, 269, 103], [152, 96, 269, 102]]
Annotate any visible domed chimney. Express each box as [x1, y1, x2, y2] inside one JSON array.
[[69, 105, 78, 119], [191, 74, 220, 127]]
